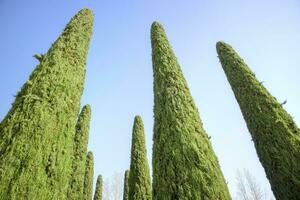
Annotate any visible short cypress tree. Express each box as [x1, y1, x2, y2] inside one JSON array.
[[216, 41, 300, 199], [128, 116, 152, 200], [151, 22, 231, 200], [0, 8, 93, 199], [84, 151, 94, 200], [93, 175, 103, 200], [123, 170, 130, 200], [68, 105, 92, 199]]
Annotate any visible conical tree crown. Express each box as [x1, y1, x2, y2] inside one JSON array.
[[84, 151, 94, 200], [93, 175, 103, 200], [68, 104, 92, 199], [0, 8, 93, 200], [123, 170, 130, 200], [128, 116, 152, 200], [216, 41, 300, 199], [151, 22, 231, 200]]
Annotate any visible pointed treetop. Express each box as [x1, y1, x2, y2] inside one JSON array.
[[80, 104, 91, 117], [129, 115, 152, 200], [68, 104, 92, 199], [216, 41, 300, 199], [123, 170, 130, 200], [0, 8, 94, 199], [84, 151, 94, 200], [93, 175, 103, 200], [151, 22, 231, 199]]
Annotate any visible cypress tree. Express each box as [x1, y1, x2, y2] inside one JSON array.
[[68, 104, 92, 199], [83, 151, 94, 200], [151, 22, 231, 200], [123, 170, 130, 200], [93, 175, 103, 200], [0, 8, 93, 199], [216, 41, 300, 199], [128, 116, 152, 200]]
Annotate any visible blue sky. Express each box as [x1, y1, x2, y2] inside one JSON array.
[[1, 0, 299, 198]]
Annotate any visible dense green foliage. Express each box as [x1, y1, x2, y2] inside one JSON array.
[[68, 105, 92, 199], [0, 8, 93, 200], [216, 41, 300, 200], [123, 170, 130, 200], [151, 22, 231, 200], [128, 116, 152, 200], [83, 151, 94, 200], [93, 175, 103, 200]]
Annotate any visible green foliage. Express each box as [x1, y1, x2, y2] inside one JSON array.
[[128, 116, 152, 200], [151, 22, 231, 200], [68, 105, 92, 199], [84, 151, 94, 200], [0, 8, 93, 200], [93, 175, 103, 200], [123, 170, 130, 200], [216, 41, 300, 200]]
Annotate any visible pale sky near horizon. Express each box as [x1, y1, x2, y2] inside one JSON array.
[[1, 1, 300, 199]]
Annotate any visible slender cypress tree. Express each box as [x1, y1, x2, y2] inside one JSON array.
[[0, 8, 93, 199], [68, 105, 92, 199], [128, 116, 152, 200], [93, 175, 103, 200], [216, 41, 300, 199], [84, 151, 94, 200], [123, 170, 130, 200], [151, 22, 231, 200]]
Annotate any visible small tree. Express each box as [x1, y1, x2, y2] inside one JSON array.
[[112, 172, 122, 200], [68, 105, 92, 199], [123, 170, 130, 200], [84, 151, 94, 200], [128, 116, 152, 200], [94, 175, 103, 200], [103, 178, 111, 200], [236, 169, 274, 200]]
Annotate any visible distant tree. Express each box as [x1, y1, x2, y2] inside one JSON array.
[[128, 116, 151, 200], [84, 152, 94, 200], [112, 172, 122, 200], [103, 178, 112, 200], [217, 41, 300, 199], [123, 170, 130, 200], [151, 21, 231, 199], [102, 172, 123, 200], [0, 8, 93, 199], [94, 175, 103, 200], [68, 105, 92, 199], [235, 169, 274, 200]]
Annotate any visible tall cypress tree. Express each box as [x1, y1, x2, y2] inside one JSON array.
[[0, 8, 93, 199], [128, 116, 152, 200], [151, 22, 231, 200], [83, 151, 94, 200], [216, 41, 300, 199], [68, 104, 92, 199], [123, 170, 130, 200], [93, 175, 103, 200]]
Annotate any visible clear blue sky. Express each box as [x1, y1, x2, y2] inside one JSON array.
[[1, 0, 299, 198]]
